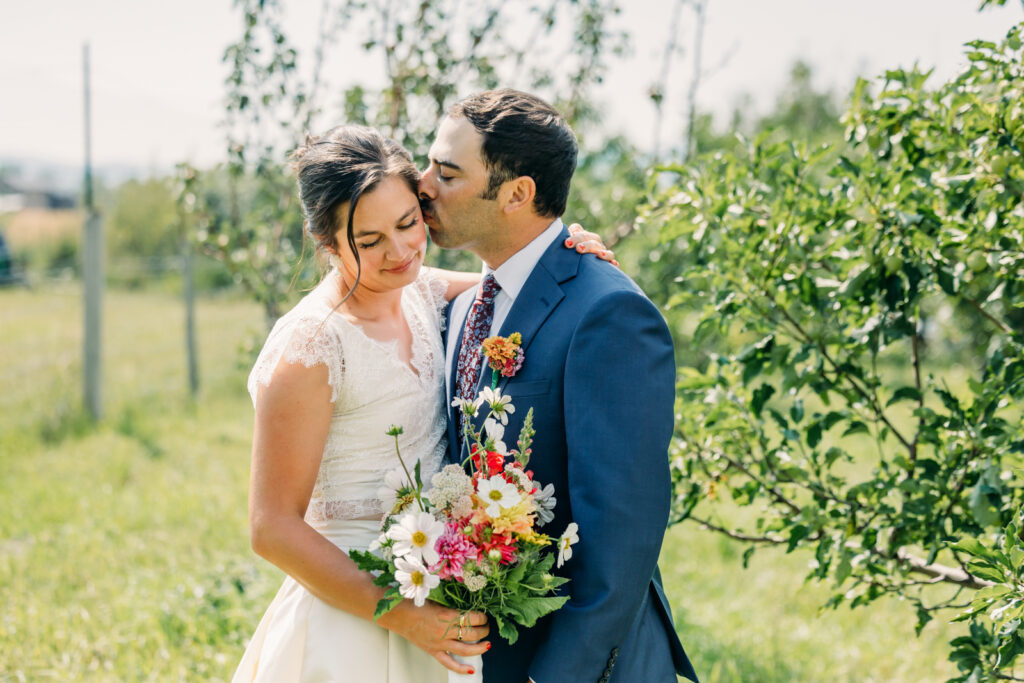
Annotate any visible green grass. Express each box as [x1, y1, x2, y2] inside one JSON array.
[[662, 525, 958, 682], [0, 284, 957, 681]]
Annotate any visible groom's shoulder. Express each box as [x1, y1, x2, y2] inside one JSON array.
[[567, 254, 651, 307]]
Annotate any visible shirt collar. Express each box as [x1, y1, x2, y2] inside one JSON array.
[[484, 218, 564, 301]]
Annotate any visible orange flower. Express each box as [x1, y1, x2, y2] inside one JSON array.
[[482, 332, 524, 378]]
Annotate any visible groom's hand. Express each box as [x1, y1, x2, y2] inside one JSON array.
[[379, 601, 490, 675]]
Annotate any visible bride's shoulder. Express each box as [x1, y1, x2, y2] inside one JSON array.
[[248, 294, 346, 407]]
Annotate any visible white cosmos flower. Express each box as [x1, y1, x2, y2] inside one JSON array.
[[394, 555, 439, 607], [476, 474, 522, 517], [483, 418, 509, 455], [386, 511, 445, 566], [450, 396, 480, 417], [479, 386, 515, 425], [377, 468, 409, 512], [532, 482, 557, 526], [557, 522, 579, 568]]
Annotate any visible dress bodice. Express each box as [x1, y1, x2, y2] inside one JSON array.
[[247, 267, 449, 528]]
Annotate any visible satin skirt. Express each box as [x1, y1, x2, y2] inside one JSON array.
[[232, 519, 448, 683]]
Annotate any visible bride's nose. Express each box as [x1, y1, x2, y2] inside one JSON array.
[[386, 236, 411, 262]]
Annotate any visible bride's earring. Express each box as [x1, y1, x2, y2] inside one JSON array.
[[329, 254, 343, 271]]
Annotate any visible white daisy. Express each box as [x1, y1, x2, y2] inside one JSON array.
[[394, 555, 439, 607], [476, 474, 522, 517], [557, 522, 579, 568], [386, 511, 445, 566]]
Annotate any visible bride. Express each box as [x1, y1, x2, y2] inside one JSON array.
[[232, 125, 611, 682]]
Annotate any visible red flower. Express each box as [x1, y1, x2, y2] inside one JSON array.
[[482, 533, 518, 565], [470, 446, 506, 478], [486, 450, 505, 476]]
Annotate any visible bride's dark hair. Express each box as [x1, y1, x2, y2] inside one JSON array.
[[291, 125, 420, 298]]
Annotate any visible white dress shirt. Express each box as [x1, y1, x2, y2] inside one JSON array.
[[444, 218, 564, 400]]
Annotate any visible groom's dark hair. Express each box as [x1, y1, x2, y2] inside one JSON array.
[[449, 89, 577, 218]]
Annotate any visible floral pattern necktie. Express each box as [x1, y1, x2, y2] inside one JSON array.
[[456, 273, 501, 403]]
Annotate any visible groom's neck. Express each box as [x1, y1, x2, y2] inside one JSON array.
[[479, 215, 554, 270]]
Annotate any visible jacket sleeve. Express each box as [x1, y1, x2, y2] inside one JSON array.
[[528, 287, 676, 683]]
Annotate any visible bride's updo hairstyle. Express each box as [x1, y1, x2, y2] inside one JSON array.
[[291, 125, 420, 296]]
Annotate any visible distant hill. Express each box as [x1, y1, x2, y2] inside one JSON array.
[[0, 156, 159, 196]]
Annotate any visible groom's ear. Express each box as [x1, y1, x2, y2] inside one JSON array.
[[500, 176, 536, 215]]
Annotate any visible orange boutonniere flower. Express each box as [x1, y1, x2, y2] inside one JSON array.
[[482, 332, 525, 381]]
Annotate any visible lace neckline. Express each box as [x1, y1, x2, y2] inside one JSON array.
[[312, 270, 434, 385]]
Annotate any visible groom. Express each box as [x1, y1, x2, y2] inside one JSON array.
[[418, 89, 698, 683]]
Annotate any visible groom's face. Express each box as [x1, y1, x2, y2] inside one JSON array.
[[419, 116, 500, 254]]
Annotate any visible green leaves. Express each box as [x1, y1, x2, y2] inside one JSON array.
[[750, 384, 776, 418], [886, 386, 921, 406], [654, 18, 1024, 682]]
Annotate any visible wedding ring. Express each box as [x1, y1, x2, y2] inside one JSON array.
[[457, 626, 465, 642], [458, 613, 468, 629]]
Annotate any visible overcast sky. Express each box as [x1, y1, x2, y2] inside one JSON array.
[[1, 0, 1021, 174]]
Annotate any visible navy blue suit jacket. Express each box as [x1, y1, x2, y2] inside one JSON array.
[[445, 226, 698, 683]]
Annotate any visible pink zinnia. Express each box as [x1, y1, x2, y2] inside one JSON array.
[[500, 349, 524, 377], [432, 523, 478, 580]]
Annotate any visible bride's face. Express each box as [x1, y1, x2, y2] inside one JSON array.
[[332, 175, 427, 294]]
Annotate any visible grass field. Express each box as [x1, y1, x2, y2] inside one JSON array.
[[0, 284, 958, 681]]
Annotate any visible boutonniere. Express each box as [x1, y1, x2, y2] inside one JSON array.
[[482, 332, 524, 387]]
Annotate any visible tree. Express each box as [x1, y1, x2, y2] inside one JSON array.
[[182, 0, 629, 329], [610, 62, 844, 337], [645, 23, 1024, 680], [106, 178, 179, 286]]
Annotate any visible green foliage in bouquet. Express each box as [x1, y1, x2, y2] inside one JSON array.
[[644, 22, 1024, 682], [433, 545, 569, 645]]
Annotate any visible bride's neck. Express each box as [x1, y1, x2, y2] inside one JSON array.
[[331, 270, 403, 321]]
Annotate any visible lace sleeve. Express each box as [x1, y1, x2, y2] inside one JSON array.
[[412, 266, 451, 330], [247, 313, 345, 407]]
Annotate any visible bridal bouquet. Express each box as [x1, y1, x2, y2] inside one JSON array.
[[350, 334, 578, 650]]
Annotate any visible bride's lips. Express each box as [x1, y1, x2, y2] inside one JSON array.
[[383, 253, 419, 274]]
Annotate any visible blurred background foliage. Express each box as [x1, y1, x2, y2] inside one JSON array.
[[2, 0, 1023, 680]]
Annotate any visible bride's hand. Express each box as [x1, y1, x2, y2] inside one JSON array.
[[565, 223, 618, 267], [380, 600, 490, 674]]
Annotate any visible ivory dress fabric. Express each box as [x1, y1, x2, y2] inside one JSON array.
[[232, 267, 449, 683]]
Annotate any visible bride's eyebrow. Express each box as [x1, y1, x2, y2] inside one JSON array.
[[353, 207, 418, 238], [394, 206, 417, 225]]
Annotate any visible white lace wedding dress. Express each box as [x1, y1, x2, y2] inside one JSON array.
[[232, 267, 450, 683]]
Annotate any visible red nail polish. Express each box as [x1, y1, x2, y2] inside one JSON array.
[[468, 669, 475, 675], [564, 239, 573, 247], [486, 642, 491, 650]]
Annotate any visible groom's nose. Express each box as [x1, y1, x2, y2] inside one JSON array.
[[417, 168, 436, 200]]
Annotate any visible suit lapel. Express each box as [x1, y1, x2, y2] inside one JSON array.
[[489, 226, 578, 396], [458, 225, 580, 461]]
